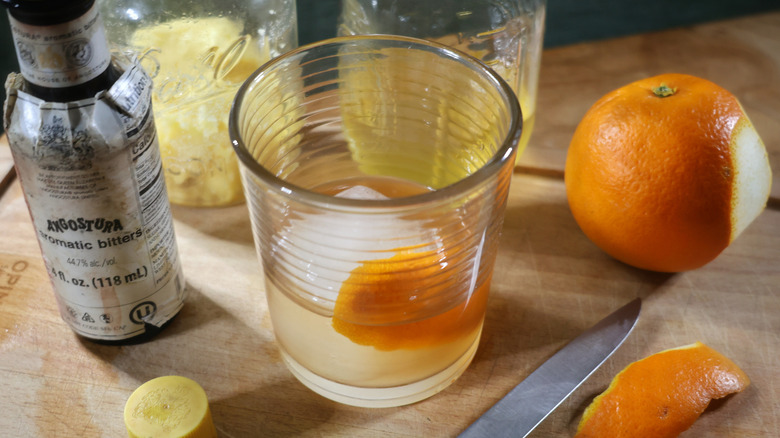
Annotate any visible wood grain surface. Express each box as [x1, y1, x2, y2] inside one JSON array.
[[1, 12, 778, 438], [0, 133, 13, 198]]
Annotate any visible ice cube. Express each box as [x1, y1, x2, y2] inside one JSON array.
[[334, 185, 389, 200]]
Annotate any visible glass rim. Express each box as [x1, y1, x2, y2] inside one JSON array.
[[229, 34, 522, 211]]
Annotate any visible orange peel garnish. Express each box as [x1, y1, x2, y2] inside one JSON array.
[[575, 341, 750, 438], [332, 250, 491, 351]]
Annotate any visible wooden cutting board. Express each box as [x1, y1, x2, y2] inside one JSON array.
[[1, 12, 779, 438], [0, 134, 13, 198], [1, 170, 778, 437]]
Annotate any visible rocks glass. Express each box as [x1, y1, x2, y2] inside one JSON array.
[[230, 35, 521, 407]]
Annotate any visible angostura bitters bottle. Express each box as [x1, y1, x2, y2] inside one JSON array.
[[2, 0, 187, 344]]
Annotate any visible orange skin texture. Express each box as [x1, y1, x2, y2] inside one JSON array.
[[565, 73, 745, 272], [332, 250, 491, 351], [576, 342, 750, 438]]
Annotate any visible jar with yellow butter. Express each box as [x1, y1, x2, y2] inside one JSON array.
[[100, 0, 298, 207]]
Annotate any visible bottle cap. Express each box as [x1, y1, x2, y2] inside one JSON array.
[[2, 0, 95, 25], [124, 376, 217, 438]]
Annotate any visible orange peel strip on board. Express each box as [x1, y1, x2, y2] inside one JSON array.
[[575, 341, 750, 438]]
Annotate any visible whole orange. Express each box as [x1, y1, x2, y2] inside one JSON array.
[[565, 73, 771, 272]]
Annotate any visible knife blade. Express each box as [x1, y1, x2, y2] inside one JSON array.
[[459, 297, 641, 438]]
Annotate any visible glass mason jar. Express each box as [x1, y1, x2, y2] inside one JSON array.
[[338, 0, 545, 163], [99, 0, 298, 207]]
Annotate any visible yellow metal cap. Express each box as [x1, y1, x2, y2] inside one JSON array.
[[124, 376, 217, 438]]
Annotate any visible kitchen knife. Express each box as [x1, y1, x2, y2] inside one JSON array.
[[459, 297, 641, 438]]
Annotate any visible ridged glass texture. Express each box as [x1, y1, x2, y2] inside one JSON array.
[[230, 35, 521, 407]]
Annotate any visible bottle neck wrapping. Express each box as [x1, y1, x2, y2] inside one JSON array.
[[8, 3, 112, 90]]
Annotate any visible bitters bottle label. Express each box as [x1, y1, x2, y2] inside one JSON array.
[[5, 60, 186, 341], [8, 3, 112, 90]]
